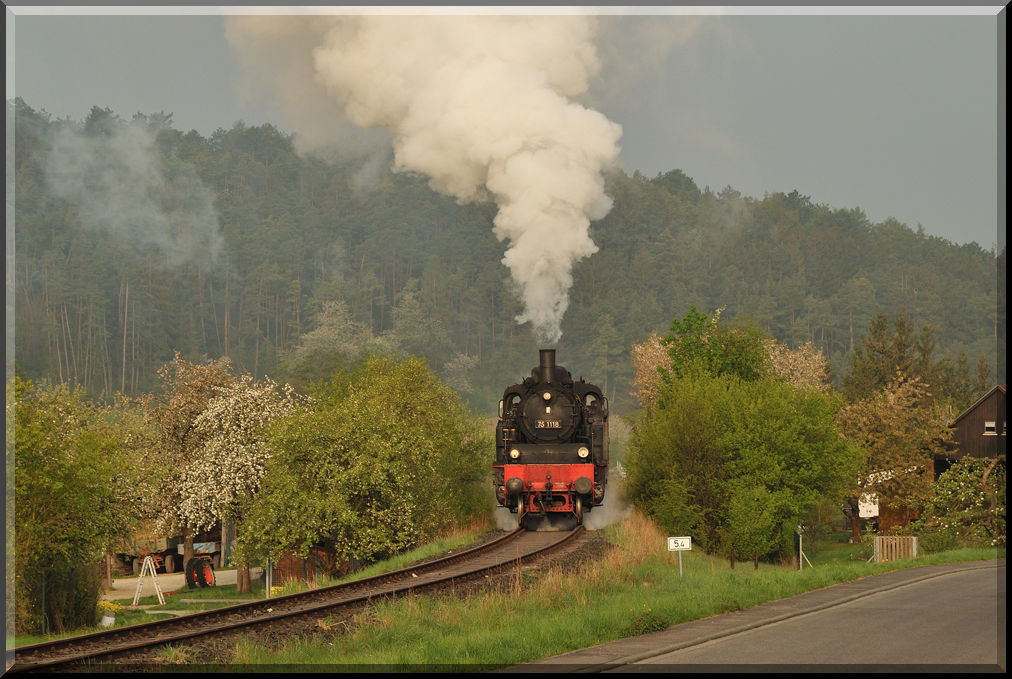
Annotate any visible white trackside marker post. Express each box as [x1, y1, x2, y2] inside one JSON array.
[[667, 536, 691, 579]]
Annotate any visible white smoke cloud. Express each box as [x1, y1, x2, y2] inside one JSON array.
[[227, 15, 622, 342], [582, 490, 633, 531], [45, 120, 222, 267], [495, 507, 520, 532]]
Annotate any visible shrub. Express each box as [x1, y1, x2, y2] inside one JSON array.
[[11, 378, 137, 634], [905, 457, 1006, 549], [238, 355, 492, 564], [624, 369, 856, 559]]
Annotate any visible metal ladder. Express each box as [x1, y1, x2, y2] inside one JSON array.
[[130, 555, 165, 607]]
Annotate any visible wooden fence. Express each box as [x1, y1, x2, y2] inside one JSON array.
[[873, 536, 919, 563], [274, 552, 331, 585]]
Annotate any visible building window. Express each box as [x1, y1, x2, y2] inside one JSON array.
[[984, 421, 996, 436]]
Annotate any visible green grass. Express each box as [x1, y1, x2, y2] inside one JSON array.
[[331, 531, 486, 585], [224, 514, 1003, 669], [129, 583, 266, 612], [8, 609, 175, 648], [8, 527, 488, 649]]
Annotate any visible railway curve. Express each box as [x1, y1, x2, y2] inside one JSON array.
[[11, 527, 583, 671]]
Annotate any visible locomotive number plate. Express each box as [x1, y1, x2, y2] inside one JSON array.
[[535, 420, 562, 428]]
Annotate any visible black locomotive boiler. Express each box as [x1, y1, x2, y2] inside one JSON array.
[[495, 349, 609, 529]]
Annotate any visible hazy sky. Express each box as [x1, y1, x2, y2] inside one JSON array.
[[9, 9, 1004, 249]]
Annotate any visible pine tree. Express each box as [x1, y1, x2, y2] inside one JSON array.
[[972, 352, 993, 401]]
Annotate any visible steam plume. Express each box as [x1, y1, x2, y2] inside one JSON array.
[[228, 16, 621, 342], [45, 118, 222, 267]]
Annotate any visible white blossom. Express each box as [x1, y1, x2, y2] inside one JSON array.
[[176, 375, 308, 531]]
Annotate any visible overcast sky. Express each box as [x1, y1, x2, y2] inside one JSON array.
[[9, 9, 1003, 249]]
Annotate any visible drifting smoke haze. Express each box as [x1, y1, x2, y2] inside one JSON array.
[[45, 120, 223, 267], [495, 507, 520, 532], [227, 15, 622, 343], [582, 479, 633, 530]]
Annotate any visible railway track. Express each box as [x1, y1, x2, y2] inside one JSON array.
[[11, 527, 584, 671]]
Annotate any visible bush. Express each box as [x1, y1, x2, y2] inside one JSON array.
[[903, 457, 1006, 550], [624, 368, 856, 559], [913, 529, 962, 555], [11, 378, 136, 634], [238, 355, 492, 564]]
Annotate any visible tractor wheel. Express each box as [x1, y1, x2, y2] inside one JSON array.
[[164, 554, 176, 573], [198, 557, 216, 588], [185, 558, 200, 589]]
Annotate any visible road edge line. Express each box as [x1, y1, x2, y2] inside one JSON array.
[[572, 559, 1003, 672]]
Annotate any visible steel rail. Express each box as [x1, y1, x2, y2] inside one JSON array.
[[11, 527, 525, 669], [12, 527, 583, 672]]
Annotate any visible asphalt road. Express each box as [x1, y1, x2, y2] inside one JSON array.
[[628, 566, 1002, 669], [101, 568, 265, 600], [522, 560, 1004, 672]]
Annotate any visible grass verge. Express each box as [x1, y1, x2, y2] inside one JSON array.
[[225, 513, 1003, 669], [8, 522, 489, 649], [7, 609, 176, 648], [129, 529, 487, 611]]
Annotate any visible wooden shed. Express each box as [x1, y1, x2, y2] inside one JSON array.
[[879, 386, 1004, 533], [943, 385, 1006, 469]]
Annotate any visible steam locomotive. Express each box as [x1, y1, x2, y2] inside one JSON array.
[[494, 349, 609, 529]]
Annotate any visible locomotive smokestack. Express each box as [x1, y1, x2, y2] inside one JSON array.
[[540, 349, 556, 383]]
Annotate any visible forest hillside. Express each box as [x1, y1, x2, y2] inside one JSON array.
[[8, 99, 1004, 414]]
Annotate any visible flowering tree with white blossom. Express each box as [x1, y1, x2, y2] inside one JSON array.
[[178, 375, 306, 530], [143, 354, 235, 545], [176, 374, 307, 591]]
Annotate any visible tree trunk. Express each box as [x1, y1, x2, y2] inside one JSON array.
[[237, 564, 251, 594], [184, 527, 195, 566], [121, 282, 129, 393], [849, 499, 862, 542], [105, 553, 113, 593], [231, 523, 251, 594]]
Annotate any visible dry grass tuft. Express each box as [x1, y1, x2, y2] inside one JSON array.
[[158, 644, 194, 664], [315, 616, 346, 632], [591, 510, 664, 581]]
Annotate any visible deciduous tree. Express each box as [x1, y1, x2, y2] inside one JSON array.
[[913, 457, 1005, 549], [176, 374, 307, 592], [140, 354, 235, 564], [238, 356, 491, 566], [836, 374, 952, 540], [625, 368, 855, 558], [11, 378, 141, 634]]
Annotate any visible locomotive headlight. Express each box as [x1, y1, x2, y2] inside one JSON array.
[[509, 448, 521, 460], [578, 446, 590, 459], [543, 391, 552, 401]]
